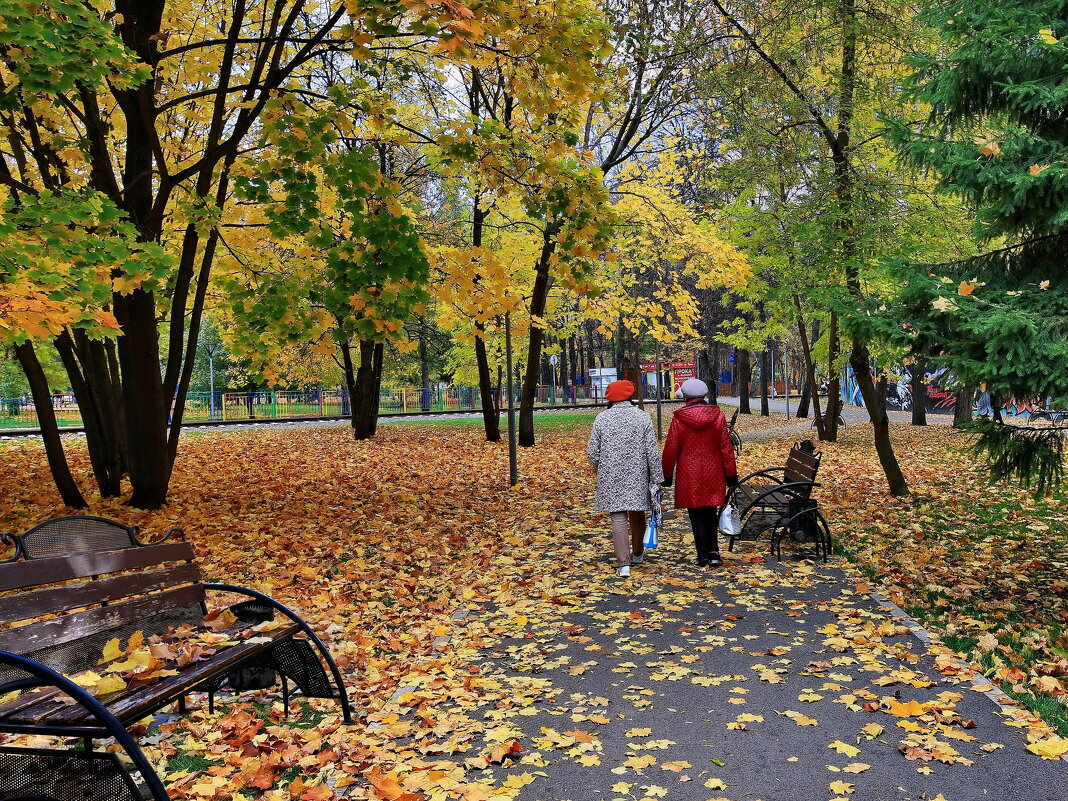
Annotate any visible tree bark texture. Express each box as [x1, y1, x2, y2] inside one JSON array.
[[850, 339, 909, 496], [955, 386, 976, 427], [759, 349, 770, 416], [518, 223, 560, 447], [911, 358, 928, 426], [737, 349, 751, 414], [15, 343, 87, 508]]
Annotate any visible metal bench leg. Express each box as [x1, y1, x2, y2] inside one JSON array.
[[281, 675, 290, 719]]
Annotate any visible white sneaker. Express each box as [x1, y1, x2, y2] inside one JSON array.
[[632, 552, 645, 565], [618, 565, 631, 578]]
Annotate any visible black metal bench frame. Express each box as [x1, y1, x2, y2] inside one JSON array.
[[0, 515, 352, 801], [725, 442, 832, 560], [727, 409, 742, 456]]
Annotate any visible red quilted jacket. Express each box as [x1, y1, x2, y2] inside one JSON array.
[[662, 400, 738, 508]]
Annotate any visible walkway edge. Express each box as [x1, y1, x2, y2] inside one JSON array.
[[866, 588, 1068, 761]]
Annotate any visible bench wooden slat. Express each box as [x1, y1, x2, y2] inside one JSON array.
[[0, 563, 202, 627], [0, 542, 196, 593], [0, 584, 205, 656], [16, 624, 301, 727], [787, 449, 820, 471]]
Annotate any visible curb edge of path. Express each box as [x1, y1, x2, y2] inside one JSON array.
[[866, 587, 1068, 761]]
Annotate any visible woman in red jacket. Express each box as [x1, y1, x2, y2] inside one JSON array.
[[662, 379, 739, 568]]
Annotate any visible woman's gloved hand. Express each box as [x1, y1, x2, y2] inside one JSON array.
[[662, 477, 673, 488], [726, 475, 739, 489]]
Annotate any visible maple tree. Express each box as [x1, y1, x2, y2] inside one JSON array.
[[220, 86, 431, 440], [0, 0, 484, 507]]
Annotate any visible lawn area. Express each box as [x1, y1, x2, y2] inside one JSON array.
[[1, 411, 1066, 798]]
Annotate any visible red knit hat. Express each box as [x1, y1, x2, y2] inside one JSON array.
[[605, 380, 635, 402]]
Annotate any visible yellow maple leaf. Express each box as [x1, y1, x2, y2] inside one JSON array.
[[1026, 737, 1068, 759], [828, 740, 861, 757], [885, 699, 925, 717], [1039, 27, 1059, 44], [957, 280, 977, 296], [829, 779, 855, 794]]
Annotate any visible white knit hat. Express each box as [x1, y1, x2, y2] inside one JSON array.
[[680, 378, 708, 398]]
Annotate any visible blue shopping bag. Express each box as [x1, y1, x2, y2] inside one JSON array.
[[644, 483, 663, 548], [642, 519, 658, 549]]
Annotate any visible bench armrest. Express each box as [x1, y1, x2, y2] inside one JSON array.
[[0, 651, 170, 801], [132, 526, 185, 546], [738, 467, 787, 484], [733, 481, 820, 517], [203, 584, 352, 724], [0, 532, 20, 562]]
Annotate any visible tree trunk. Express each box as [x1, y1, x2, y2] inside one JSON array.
[[55, 331, 125, 497], [824, 310, 841, 441], [850, 339, 909, 496], [911, 358, 928, 426], [709, 341, 719, 404], [470, 197, 500, 440], [518, 223, 560, 446], [955, 386, 976, 427], [796, 377, 811, 418], [15, 343, 87, 508], [794, 302, 824, 438], [737, 349, 752, 414], [474, 329, 500, 441], [352, 340, 383, 440], [340, 338, 359, 434], [113, 289, 171, 509], [759, 348, 770, 416]]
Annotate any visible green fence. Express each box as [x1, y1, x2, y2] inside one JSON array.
[[0, 385, 602, 430]]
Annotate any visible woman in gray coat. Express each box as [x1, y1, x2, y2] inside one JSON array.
[[587, 380, 665, 577]]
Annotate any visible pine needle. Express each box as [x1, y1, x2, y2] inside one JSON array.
[[964, 418, 1066, 496]]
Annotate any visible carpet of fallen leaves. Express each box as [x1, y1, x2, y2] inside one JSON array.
[[1, 411, 1066, 799]]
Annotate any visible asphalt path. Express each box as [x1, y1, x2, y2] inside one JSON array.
[[476, 521, 1068, 801]]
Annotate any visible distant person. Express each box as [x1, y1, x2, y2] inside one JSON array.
[[587, 380, 664, 578], [662, 379, 739, 569]]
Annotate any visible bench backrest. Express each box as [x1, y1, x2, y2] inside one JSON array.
[[784, 443, 821, 484], [0, 516, 203, 679]]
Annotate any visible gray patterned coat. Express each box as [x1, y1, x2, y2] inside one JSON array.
[[587, 404, 665, 512]]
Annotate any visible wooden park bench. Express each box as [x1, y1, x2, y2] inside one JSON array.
[[0, 515, 352, 801], [725, 441, 832, 560]]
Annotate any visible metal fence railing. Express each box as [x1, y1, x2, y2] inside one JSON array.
[[0, 385, 615, 430]]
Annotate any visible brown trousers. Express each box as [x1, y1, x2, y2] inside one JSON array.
[[610, 511, 646, 566]]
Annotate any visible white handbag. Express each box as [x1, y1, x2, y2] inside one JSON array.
[[718, 503, 741, 538]]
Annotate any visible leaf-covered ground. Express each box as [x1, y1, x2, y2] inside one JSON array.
[[1, 411, 1066, 799]]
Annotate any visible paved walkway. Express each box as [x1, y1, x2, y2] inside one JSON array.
[[467, 526, 1068, 801]]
